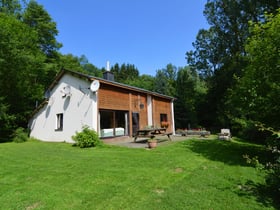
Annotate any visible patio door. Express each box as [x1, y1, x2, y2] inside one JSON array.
[[132, 112, 139, 136], [99, 110, 128, 138]]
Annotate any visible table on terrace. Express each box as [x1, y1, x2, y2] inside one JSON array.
[[134, 128, 172, 142]]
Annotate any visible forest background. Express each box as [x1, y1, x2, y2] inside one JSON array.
[[0, 0, 279, 143]]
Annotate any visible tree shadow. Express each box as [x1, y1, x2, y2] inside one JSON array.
[[182, 139, 279, 208], [182, 139, 269, 166], [231, 179, 280, 209]]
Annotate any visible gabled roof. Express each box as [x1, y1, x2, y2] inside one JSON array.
[[48, 68, 175, 100], [29, 69, 175, 119]]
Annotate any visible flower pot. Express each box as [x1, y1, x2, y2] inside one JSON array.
[[161, 121, 169, 129], [147, 140, 157, 148]]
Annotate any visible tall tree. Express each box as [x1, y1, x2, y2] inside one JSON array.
[[174, 66, 207, 129], [22, 0, 62, 58], [0, 97, 16, 142], [0, 0, 21, 17], [154, 64, 177, 96], [0, 13, 45, 139], [110, 63, 139, 83], [227, 11, 280, 129], [57, 54, 85, 72], [125, 74, 155, 91], [186, 0, 280, 128]]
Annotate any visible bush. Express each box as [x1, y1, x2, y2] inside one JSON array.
[[12, 127, 29, 143], [72, 126, 101, 148], [265, 133, 280, 198], [244, 127, 280, 203], [231, 118, 273, 144]]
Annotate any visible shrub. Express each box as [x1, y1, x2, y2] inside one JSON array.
[[12, 127, 29, 143], [244, 126, 280, 203], [265, 133, 280, 198], [72, 126, 101, 148], [231, 118, 273, 144]]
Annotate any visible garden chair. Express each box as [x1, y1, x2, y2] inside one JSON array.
[[218, 128, 231, 140]]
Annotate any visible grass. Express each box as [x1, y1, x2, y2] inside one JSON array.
[[0, 138, 278, 209]]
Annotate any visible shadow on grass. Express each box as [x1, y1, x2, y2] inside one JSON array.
[[183, 139, 280, 209], [183, 138, 269, 166], [237, 180, 280, 209]]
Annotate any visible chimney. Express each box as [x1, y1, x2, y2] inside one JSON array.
[[103, 61, 114, 81]]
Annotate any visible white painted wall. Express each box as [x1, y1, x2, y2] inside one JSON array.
[[29, 74, 97, 143], [147, 95, 153, 126]]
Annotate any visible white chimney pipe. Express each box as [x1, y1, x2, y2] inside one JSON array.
[[106, 61, 110, 71]]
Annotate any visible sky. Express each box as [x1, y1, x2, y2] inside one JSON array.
[[36, 0, 209, 76]]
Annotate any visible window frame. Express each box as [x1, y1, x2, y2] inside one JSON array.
[[55, 113, 63, 131]]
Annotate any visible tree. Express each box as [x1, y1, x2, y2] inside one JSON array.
[[0, 97, 16, 142], [0, 13, 45, 139], [186, 27, 222, 78], [110, 63, 139, 83], [186, 0, 280, 128], [56, 54, 85, 72], [22, 0, 62, 58], [0, 0, 21, 17], [227, 10, 280, 129], [125, 74, 155, 91], [154, 64, 177, 96], [174, 66, 207, 129]]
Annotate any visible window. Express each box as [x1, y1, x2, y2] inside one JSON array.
[[55, 113, 63, 131], [160, 113, 168, 122], [99, 110, 128, 137], [160, 113, 169, 128]]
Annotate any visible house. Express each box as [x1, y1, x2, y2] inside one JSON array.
[[28, 69, 175, 143]]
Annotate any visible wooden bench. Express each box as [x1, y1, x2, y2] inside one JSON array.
[[134, 128, 172, 142]]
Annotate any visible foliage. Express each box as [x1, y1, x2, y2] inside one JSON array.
[[0, 0, 21, 17], [230, 119, 274, 144], [174, 66, 207, 129], [12, 127, 29, 143], [0, 13, 45, 138], [110, 63, 139, 83], [22, 0, 62, 57], [154, 64, 177, 96], [0, 97, 16, 142], [186, 0, 280, 129], [72, 126, 102, 148], [244, 126, 280, 201], [266, 136, 280, 197], [79, 55, 102, 77], [124, 74, 155, 91], [228, 11, 280, 129]]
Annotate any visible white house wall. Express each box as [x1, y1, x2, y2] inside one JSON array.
[[29, 74, 97, 143], [147, 95, 153, 126]]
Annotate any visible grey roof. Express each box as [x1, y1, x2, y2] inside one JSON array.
[[50, 68, 175, 100]]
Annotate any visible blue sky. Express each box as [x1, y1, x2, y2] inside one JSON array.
[[36, 0, 209, 75]]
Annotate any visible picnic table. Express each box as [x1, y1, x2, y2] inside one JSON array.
[[134, 128, 172, 142]]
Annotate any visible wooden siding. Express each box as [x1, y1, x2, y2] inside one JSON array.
[[98, 83, 173, 134], [153, 96, 173, 132], [98, 84, 130, 110], [130, 93, 148, 129]]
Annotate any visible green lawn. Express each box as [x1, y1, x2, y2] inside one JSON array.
[[0, 138, 277, 209]]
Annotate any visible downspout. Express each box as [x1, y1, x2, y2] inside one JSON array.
[[171, 98, 175, 135], [92, 91, 99, 133], [147, 95, 153, 126]]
